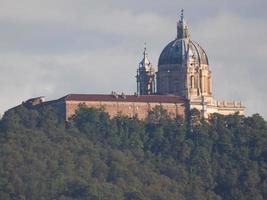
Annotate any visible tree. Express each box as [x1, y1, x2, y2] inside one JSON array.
[[0, 104, 267, 199]]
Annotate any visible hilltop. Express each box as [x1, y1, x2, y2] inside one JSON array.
[[0, 105, 266, 200]]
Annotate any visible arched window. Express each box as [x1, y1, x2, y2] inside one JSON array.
[[208, 76, 211, 94], [203, 75, 206, 93]]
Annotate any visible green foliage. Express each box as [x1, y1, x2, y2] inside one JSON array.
[[0, 105, 266, 200]]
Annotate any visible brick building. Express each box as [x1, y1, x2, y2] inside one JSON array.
[[60, 94, 185, 120]]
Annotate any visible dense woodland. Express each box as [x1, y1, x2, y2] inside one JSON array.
[[0, 104, 266, 200]]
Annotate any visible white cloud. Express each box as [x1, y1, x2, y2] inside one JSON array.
[[0, 0, 266, 119], [0, 48, 139, 115], [193, 13, 267, 117]]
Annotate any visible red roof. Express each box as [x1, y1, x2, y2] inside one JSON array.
[[62, 94, 185, 103]]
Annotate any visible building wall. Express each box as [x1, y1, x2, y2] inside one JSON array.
[[190, 96, 245, 118], [156, 63, 212, 99], [65, 100, 186, 120], [157, 64, 186, 96]]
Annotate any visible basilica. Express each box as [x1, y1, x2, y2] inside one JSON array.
[[21, 10, 245, 120], [136, 10, 244, 118]]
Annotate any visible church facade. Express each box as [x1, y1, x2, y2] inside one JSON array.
[[20, 10, 245, 120]]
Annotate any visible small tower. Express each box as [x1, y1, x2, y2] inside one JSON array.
[[136, 44, 156, 95]]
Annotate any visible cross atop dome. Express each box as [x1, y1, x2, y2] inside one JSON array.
[[181, 9, 184, 21], [143, 42, 147, 56]]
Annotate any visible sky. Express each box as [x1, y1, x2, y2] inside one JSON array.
[[0, 0, 266, 118]]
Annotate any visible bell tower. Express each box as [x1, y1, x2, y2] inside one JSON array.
[[136, 44, 156, 95]]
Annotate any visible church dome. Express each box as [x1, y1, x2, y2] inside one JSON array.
[[158, 38, 209, 66], [158, 10, 208, 68]]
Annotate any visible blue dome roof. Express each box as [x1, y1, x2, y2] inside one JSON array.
[[158, 38, 209, 66]]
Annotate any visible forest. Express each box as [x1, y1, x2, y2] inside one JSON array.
[[0, 104, 266, 200]]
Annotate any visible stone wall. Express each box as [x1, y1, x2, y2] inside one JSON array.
[[65, 100, 186, 121]]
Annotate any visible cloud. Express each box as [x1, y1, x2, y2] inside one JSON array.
[[0, 0, 266, 119], [192, 13, 267, 117]]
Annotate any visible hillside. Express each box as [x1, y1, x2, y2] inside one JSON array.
[[0, 105, 266, 200]]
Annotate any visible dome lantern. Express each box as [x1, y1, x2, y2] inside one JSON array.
[[177, 9, 189, 39]]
